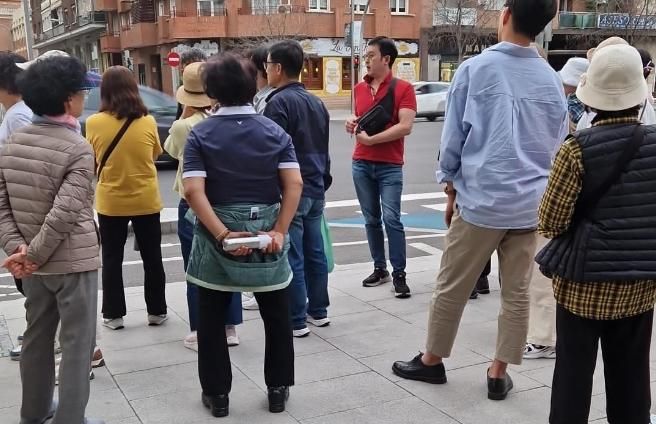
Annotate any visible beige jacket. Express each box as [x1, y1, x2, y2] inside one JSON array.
[[0, 122, 100, 274]]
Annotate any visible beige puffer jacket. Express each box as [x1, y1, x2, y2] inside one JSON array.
[[0, 122, 100, 274]]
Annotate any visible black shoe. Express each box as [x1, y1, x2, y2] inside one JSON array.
[[392, 271, 411, 298], [392, 353, 447, 384], [476, 276, 490, 294], [363, 268, 392, 287], [268, 386, 290, 413], [469, 288, 479, 299], [202, 393, 229, 417], [487, 371, 514, 401]]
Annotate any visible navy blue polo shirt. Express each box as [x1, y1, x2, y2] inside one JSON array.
[[182, 105, 298, 205]]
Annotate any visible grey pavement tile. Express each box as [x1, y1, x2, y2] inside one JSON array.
[[5, 318, 26, 343], [325, 325, 426, 359], [85, 387, 137, 423], [309, 310, 409, 340], [107, 418, 143, 424], [239, 349, 369, 389], [130, 371, 298, 424], [300, 396, 459, 424], [114, 361, 199, 401], [460, 295, 505, 326], [325, 292, 377, 317], [368, 292, 434, 318], [105, 340, 196, 375], [0, 358, 21, 408], [91, 365, 122, 393], [99, 312, 189, 352], [397, 362, 543, 412], [285, 372, 410, 421], [361, 346, 491, 383], [0, 298, 26, 320], [0, 405, 20, 423]]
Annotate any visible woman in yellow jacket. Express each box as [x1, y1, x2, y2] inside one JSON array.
[[86, 66, 167, 330]]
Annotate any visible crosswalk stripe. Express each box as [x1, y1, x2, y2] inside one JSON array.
[[325, 192, 447, 209], [422, 204, 447, 211], [409, 243, 443, 255]]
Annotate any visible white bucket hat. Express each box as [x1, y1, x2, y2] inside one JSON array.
[[559, 57, 589, 87], [576, 44, 647, 112], [16, 50, 69, 70]]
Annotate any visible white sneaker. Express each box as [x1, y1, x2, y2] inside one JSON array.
[[226, 325, 240, 347], [307, 316, 331, 327], [293, 327, 311, 338], [523, 343, 556, 359], [241, 293, 259, 310], [102, 318, 124, 330], [148, 314, 168, 326], [183, 331, 198, 352]]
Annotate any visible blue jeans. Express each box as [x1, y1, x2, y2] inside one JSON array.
[[288, 196, 330, 330], [178, 199, 242, 331], [352, 160, 406, 273]]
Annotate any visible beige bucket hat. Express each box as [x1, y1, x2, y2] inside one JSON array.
[[586, 36, 628, 61], [577, 44, 647, 112], [176, 62, 211, 108]]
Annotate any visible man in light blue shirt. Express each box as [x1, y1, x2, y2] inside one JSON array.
[[0, 53, 32, 146], [393, 0, 567, 401]]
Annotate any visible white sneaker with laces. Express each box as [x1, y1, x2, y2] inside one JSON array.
[[523, 343, 556, 359], [226, 325, 240, 347], [102, 317, 124, 330], [241, 293, 259, 310], [307, 316, 330, 327], [183, 331, 198, 352], [293, 327, 311, 338], [148, 314, 169, 326]]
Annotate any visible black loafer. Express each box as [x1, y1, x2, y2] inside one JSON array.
[[392, 353, 447, 384], [202, 393, 229, 417], [487, 371, 513, 400], [476, 276, 490, 294], [268, 386, 290, 413], [469, 288, 479, 299]]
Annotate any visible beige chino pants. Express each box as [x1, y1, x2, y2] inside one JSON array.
[[426, 212, 537, 365], [526, 236, 557, 347]]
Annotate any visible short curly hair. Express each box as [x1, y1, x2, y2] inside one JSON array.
[[17, 56, 87, 116], [203, 53, 256, 107], [0, 52, 27, 95]]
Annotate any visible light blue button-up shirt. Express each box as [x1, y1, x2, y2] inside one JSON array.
[[437, 42, 568, 229]]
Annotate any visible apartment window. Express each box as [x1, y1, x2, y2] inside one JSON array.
[[120, 12, 131, 30], [390, 0, 406, 13], [198, 0, 223, 15], [157, 0, 164, 17], [484, 0, 504, 9], [50, 8, 61, 26], [309, 0, 328, 11], [252, 0, 281, 14], [349, 0, 367, 12]]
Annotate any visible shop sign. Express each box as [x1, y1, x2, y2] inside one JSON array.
[[300, 38, 419, 57], [598, 13, 656, 30]]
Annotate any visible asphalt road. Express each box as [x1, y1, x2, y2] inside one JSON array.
[[0, 118, 448, 302]]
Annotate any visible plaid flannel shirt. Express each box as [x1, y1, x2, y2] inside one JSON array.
[[538, 116, 656, 320]]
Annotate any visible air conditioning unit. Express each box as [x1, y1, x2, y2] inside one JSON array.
[[278, 4, 292, 13]]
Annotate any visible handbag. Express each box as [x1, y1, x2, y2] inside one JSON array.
[[356, 78, 398, 136], [95, 117, 135, 178], [321, 215, 335, 273], [536, 124, 645, 278]]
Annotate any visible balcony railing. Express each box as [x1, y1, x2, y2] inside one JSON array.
[[433, 7, 477, 26], [240, 4, 307, 15], [558, 12, 597, 29], [172, 6, 227, 17]]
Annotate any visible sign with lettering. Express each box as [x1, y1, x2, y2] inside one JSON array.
[[300, 38, 419, 57], [598, 13, 656, 30]]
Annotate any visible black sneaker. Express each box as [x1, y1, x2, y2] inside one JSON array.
[[476, 276, 490, 294], [267, 386, 290, 413], [392, 271, 411, 298], [362, 268, 391, 287]]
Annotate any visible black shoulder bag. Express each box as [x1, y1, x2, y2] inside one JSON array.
[[356, 78, 398, 136], [96, 117, 135, 178], [536, 124, 645, 278]]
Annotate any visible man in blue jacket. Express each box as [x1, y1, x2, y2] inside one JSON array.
[[264, 40, 332, 338]]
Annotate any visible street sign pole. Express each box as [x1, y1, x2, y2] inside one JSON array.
[[22, 0, 34, 60], [350, 3, 355, 113]]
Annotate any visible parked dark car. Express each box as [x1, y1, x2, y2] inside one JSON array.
[[80, 85, 177, 165]]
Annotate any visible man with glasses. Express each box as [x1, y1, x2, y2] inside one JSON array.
[[263, 40, 332, 338], [392, 0, 567, 400], [345, 36, 416, 299]]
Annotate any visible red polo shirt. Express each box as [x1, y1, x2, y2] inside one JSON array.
[[352, 72, 417, 165]]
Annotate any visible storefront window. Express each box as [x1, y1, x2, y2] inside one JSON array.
[[342, 58, 352, 91], [440, 61, 457, 82], [302, 57, 323, 91]]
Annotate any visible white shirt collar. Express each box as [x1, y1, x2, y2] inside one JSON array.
[[214, 105, 257, 116]]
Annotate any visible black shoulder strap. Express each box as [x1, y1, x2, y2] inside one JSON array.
[[96, 117, 134, 177], [380, 78, 397, 109], [572, 124, 644, 223]]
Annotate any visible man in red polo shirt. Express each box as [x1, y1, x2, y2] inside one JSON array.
[[345, 36, 417, 299]]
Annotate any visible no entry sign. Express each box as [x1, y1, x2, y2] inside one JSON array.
[[166, 52, 181, 67]]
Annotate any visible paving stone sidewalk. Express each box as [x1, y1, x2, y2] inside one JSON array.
[[1, 254, 653, 424]]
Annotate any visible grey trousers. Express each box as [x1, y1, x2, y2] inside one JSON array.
[[20, 271, 98, 424]]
